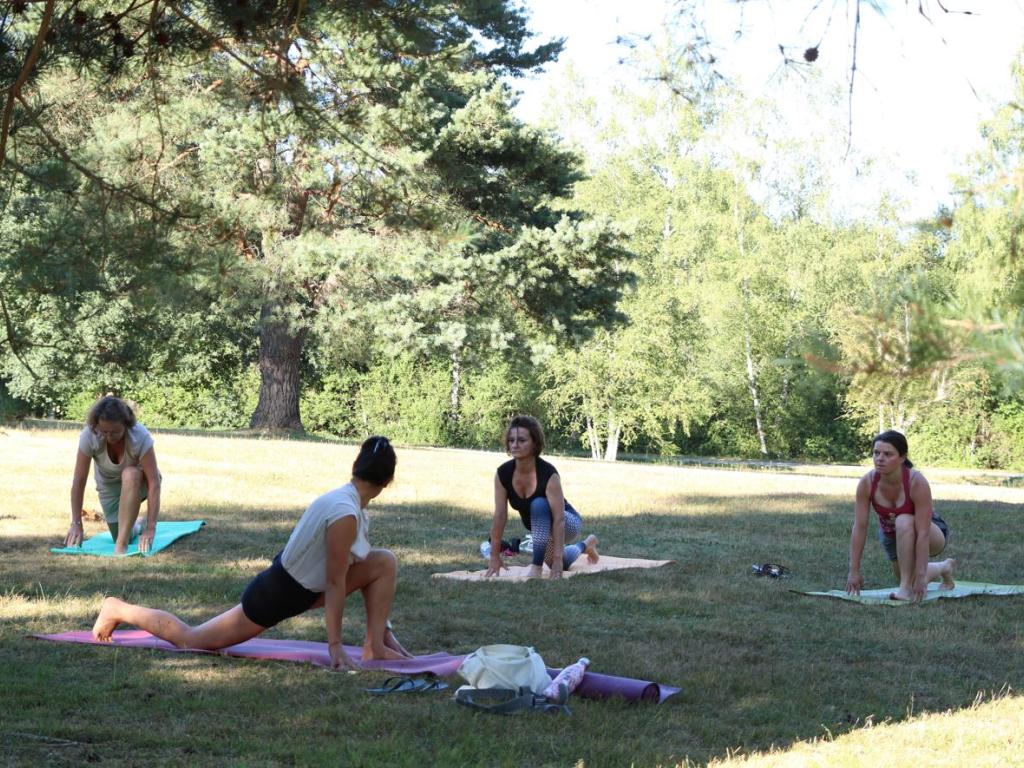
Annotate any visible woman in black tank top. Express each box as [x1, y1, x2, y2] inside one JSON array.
[[485, 415, 599, 579]]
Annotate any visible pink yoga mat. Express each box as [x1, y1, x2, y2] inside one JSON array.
[[33, 631, 680, 703]]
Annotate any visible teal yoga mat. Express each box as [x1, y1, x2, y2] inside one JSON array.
[[50, 521, 205, 558], [799, 580, 1024, 605]]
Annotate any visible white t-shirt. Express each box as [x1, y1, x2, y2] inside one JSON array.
[[78, 424, 155, 504], [280, 483, 371, 592]]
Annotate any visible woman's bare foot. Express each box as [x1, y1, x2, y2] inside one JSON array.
[[383, 629, 414, 659], [939, 558, 957, 590], [889, 587, 914, 602], [92, 596, 125, 641], [582, 534, 600, 564], [526, 564, 543, 579], [362, 644, 412, 662]]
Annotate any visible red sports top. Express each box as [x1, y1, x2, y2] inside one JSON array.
[[870, 465, 915, 537]]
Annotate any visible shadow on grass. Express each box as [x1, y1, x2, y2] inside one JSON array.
[[4, 494, 1024, 766]]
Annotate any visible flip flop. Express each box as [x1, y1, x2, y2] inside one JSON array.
[[418, 678, 449, 692], [365, 674, 448, 694], [365, 676, 424, 694]]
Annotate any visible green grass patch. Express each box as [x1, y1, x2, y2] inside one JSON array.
[[2, 427, 1023, 766]]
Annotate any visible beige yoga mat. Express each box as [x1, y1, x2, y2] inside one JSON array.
[[433, 555, 674, 582]]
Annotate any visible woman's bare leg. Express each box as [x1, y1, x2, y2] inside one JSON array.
[[927, 520, 955, 589], [891, 517, 956, 600], [114, 467, 144, 554], [345, 549, 409, 661], [891, 515, 916, 600], [928, 521, 947, 557], [928, 558, 957, 589], [93, 597, 263, 649]]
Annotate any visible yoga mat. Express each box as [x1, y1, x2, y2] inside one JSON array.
[[798, 580, 1024, 605], [32, 630, 680, 703], [563, 668, 680, 704], [433, 555, 674, 582], [50, 521, 205, 558]]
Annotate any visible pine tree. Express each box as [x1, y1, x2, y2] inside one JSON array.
[[1, 1, 631, 430]]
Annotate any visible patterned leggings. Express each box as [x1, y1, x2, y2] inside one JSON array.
[[528, 497, 585, 568]]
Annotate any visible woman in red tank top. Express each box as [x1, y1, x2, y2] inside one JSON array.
[[846, 430, 955, 602]]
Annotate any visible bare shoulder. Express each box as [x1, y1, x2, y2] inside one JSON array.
[[909, 468, 931, 491]]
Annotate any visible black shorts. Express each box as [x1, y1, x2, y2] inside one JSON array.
[[241, 552, 320, 628], [879, 512, 951, 561], [933, 511, 951, 550]]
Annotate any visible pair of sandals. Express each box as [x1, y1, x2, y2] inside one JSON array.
[[365, 673, 449, 694]]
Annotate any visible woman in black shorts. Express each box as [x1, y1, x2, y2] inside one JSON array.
[[846, 430, 955, 602], [92, 436, 411, 670]]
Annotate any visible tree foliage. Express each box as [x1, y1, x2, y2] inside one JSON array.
[[1, 0, 632, 432]]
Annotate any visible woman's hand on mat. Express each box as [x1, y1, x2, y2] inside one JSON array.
[[485, 555, 505, 577], [912, 580, 927, 603], [138, 528, 155, 554], [64, 521, 84, 548], [845, 571, 863, 594], [329, 642, 361, 671]]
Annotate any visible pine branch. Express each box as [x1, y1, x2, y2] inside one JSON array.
[[13, 93, 183, 217], [0, 0, 55, 172], [0, 285, 40, 379]]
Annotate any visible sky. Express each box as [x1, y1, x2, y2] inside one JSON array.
[[512, 0, 1024, 220]]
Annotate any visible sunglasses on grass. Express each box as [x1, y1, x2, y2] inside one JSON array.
[[751, 563, 790, 578]]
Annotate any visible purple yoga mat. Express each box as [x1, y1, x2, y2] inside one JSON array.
[[550, 667, 678, 704], [33, 631, 680, 703], [33, 630, 465, 676]]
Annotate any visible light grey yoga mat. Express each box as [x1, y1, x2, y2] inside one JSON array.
[[799, 581, 1024, 605]]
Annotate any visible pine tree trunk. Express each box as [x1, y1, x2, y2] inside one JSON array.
[[249, 167, 311, 432], [250, 301, 307, 432]]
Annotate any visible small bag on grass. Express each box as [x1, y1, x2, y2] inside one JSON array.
[[455, 644, 569, 715], [457, 644, 550, 693]]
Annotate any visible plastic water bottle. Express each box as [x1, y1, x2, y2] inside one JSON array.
[[544, 657, 590, 702], [480, 539, 519, 558]]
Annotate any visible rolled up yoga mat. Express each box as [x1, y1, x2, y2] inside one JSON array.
[[32, 630, 680, 703], [557, 667, 679, 703]]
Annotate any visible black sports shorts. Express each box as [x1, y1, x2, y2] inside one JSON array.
[[241, 552, 320, 628]]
